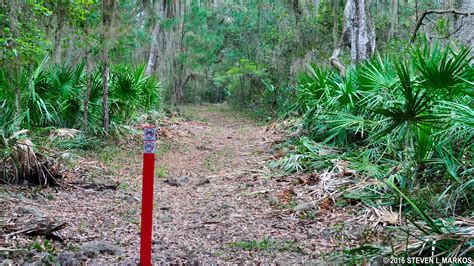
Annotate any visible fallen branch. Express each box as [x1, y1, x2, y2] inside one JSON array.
[[0, 247, 19, 252], [6, 220, 67, 242], [411, 9, 474, 43], [70, 182, 118, 191]]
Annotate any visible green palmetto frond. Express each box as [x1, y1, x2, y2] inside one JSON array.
[[435, 100, 474, 129], [88, 71, 104, 103], [294, 64, 331, 113], [358, 53, 398, 91], [132, 65, 162, 111], [387, 179, 443, 234], [329, 70, 360, 112], [24, 56, 58, 127], [112, 70, 139, 103], [140, 77, 162, 112], [49, 66, 76, 99], [110, 66, 140, 119], [31, 61, 88, 128], [413, 42, 472, 93], [323, 112, 368, 145], [371, 62, 436, 140], [109, 64, 162, 119]]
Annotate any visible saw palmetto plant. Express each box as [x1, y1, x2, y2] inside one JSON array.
[[274, 42, 473, 259], [0, 58, 162, 183]]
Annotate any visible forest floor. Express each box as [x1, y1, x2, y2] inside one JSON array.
[[1, 104, 371, 264]]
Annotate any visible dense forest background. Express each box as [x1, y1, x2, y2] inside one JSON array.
[[1, 0, 473, 263], [2, 0, 472, 118]]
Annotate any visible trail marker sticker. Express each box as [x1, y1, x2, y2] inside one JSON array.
[[144, 141, 156, 154], [140, 126, 156, 266], [144, 127, 156, 141]]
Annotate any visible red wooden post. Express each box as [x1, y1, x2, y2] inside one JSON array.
[[140, 126, 156, 266]]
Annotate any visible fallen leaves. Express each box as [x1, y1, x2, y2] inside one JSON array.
[[0, 105, 368, 264], [276, 189, 296, 204]]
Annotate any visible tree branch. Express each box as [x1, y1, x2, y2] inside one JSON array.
[[329, 0, 350, 77], [330, 48, 346, 77], [411, 9, 474, 43]]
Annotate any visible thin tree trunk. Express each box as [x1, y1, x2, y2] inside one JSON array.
[[330, 0, 351, 77], [314, 0, 320, 14], [332, 0, 339, 49], [415, 0, 419, 22], [171, 1, 188, 106], [145, 24, 160, 76], [256, 3, 261, 68], [388, 0, 398, 40], [53, 11, 65, 63], [293, 0, 302, 25], [145, 0, 165, 76], [101, 0, 115, 134], [83, 51, 91, 130], [83, 23, 92, 131], [7, 0, 21, 113], [102, 58, 109, 133]]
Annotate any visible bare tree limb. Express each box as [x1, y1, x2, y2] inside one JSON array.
[[329, 0, 351, 77], [428, 16, 467, 41], [411, 9, 474, 43], [330, 48, 346, 77]]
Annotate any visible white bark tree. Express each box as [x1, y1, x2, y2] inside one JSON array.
[[330, 0, 376, 76], [455, 0, 474, 48], [145, 0, 166, 76], [349, 0, 375, 63]]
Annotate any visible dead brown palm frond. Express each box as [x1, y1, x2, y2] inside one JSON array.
[[334, 159, 357, 176], [45, 128, 81, 147], [388, 214, 474, 258], [307, 170, 352, 201], [49, 128, 80, 140], [363, 205, 400, 227], [1, 130, 63, 186], [10, 138, 41, 183], [350, 177, 386, 190], [393, 227, 474, 257]]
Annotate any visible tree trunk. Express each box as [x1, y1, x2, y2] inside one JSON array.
[[145, 0, 165, 76], [330, 0, 351, 77], [83, 20, 92, 131], [101, 0, 115, 134], [349, 0, 375, 63], [145, 24, 160, 76], [293, 0, 302, 25], [454, 0, 474, 48], [314, 0, 320, 14], [53, 10, 65, 63], [388, 0, 398, 40], [102, 59, 110, 133], [7, 0, 20, 113], [171, 1, 188, 106], [415, 0, 419, 21], [330, 0, 375, 75], [332, 0, 339, 49], [83, 49, 92, 130]]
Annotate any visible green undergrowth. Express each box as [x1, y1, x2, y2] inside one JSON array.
[[0, 57, 163, 184], [269, 42, 473, 262]]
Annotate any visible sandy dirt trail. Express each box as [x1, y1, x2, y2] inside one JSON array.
[[2, 104, 360, 264]]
